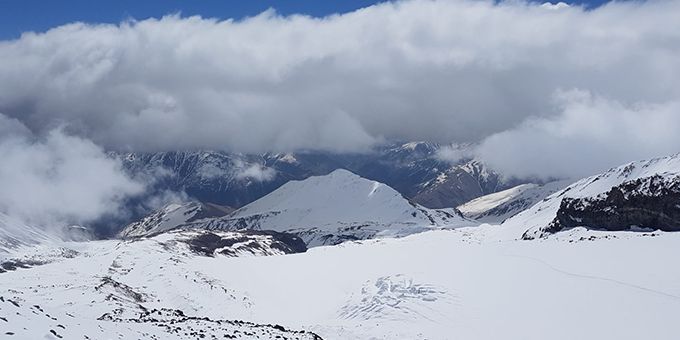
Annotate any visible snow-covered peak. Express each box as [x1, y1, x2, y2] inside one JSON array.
[[190, 169, 471, 246], [502, 154, 680, 238], [562, 154, 680, 198], [231, 168, 430, 226], [378, 141, 441, 161], [274, 153, 298, 164]]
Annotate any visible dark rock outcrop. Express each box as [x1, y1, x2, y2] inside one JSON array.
[[184, 230, 307, 257], [547, 175, 680, 233]]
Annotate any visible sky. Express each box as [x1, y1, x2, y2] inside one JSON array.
[[0, 0, 614, 40], [0, 0, 678, 228], [0, 1, 391, 40]]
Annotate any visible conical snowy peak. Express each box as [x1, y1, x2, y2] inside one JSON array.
[[123, 170, 471, 246], [231, 168, 419, 224], [199, 169, 471, 246]]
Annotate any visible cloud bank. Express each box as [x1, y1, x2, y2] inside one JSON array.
[[473, 90, 680, 179], [0, 114, 144, 228], [235, 163, 277, 182], [0, 0, 679, 178]]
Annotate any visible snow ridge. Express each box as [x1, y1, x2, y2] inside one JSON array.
[[502, 154, 680, 238], [194, 169, 471, 246], [120, 169, 471, 246], [458, 181, 567, 223]]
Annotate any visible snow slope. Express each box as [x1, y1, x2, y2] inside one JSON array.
[[0, 229, 319, 339], [2, 227, 680, 339], [0, 213, 49, 255], [457, 181, 567, 223], [502, 154, 680, 239], [119, 202, 233, 238], [0, 213, 82, 258], [180, 169, 471, 246]]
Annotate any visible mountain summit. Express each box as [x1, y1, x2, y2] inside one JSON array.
[[121, 169, 471, 246]]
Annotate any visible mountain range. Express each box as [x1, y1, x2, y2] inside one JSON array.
[[115, 142, 517, 211], [2, 152, 680, 339]]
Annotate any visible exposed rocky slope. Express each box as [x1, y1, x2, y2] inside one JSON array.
[[501, 154, 680, 239], [413, 160, 512, 208], [176, 229, 307, 257], [547, 175, 680, 234]]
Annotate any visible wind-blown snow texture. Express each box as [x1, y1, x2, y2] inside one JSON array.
[[2, 227, 679, 339], [0, 229, 320, 339], [0, 213, 93, 257], [0, 213, 52, 254]]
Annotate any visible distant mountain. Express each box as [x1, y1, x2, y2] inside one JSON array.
[[120, 170, 471, 246], [3, 142, 519, 245], [117, 151, 315, 208], [345, 141, 445, 198], [457, 181, 567, 223], [502, 154, 680, 239], [413, 159, 515, 208], [114, 143, 520, 230], [115, 143, 453, 209]]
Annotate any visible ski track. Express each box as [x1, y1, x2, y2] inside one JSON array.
[[505, 253, 680, 301]]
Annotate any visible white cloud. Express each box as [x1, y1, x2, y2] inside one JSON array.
[[140, 189, 191, 212], [473, 90, 680, 179], [0, 114, 145, 228], [234, 161, 277, 182], [435, 143, 474, 164], [0, 0, 677, 179], [197, 163, 230, 180], [541, 2, 570, 10]]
